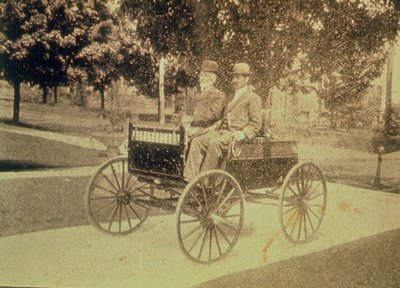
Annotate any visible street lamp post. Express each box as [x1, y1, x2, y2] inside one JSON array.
[[374, 146, 385, 187]]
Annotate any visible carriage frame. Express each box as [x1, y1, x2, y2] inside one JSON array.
[[85, 123, 328, 264]]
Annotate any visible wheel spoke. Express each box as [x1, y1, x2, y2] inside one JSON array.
[[132, 199, 150, 210], [295, 171, 302, 196], [125, 176, 139, 193], [307, 205, 320, 219], [200, 181, 209, 213], [300, 167, 305, 196], [305, 168, 317, 194], [187, 227, 206, 253], [110, 164, 122, 192], [308, 191, 324, 201], [286, 208, 300, 226], [197, 227, 209, 260], [128, 203, 143, 221], [287, 185, 299, 197], [209, 227, 213, 261], [180, 218, 202, 224], [188, 189, 206, 215], [282, 204, 298, 216], [304, 165, 312, 193], [94, 184, 118, 196], [136, 188, 153, 199], [213, 226, 222, 256], [220, 222, 239, 233], [218, 199, 241, 216], [123, 204, 132, 230], [101, 172, 120, 193], [282, 202, 296, 207], [121, 160, 125, 192], [90, 195, 116, 200], [307, 182, 323, 199], [303, 210, 308, 239], [305, 208, 315, 232], [223, 214, 241, 219], [124, 173, 134, 191], [92, 200, 116, 215], [107, 204, 119, 232], [118, 202, 122, 233], [289, 210, 301, 237], [182, 223, 203, 241], [297, 210, 303, 240], [215, 225, 232, 246], [135, 182, 151, 193], [215, 179, 228, 206], [217, 188, 236, 211]]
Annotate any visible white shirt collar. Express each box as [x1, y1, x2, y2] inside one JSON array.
[[200, 85, 213, 95], [233, 86, 248, 103]]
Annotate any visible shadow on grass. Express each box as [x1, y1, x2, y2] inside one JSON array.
[[0, 160, 60, 172], [0, 118, 61, 133], [327, 174, 400, 194]]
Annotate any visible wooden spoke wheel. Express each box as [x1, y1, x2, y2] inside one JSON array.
[[278, 162, 327, 244], [85, 156, 153, 235], [176, 170, 244, 263]]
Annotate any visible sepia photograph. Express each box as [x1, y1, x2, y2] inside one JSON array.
[[1, 0, 400, 287]]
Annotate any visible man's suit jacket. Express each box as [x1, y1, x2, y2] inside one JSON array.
[[214, 88, 262, 139], [191, 86, 226, 128]]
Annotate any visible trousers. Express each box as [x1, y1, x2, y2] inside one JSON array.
[[183, 129, 234, 180]]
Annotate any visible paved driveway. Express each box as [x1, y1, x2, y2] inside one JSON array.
[[1, 182, 400, 287]]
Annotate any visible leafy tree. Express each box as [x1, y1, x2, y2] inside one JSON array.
[[76, 4, 156, 111], [0, 0, 35, 123], [120, 0, 399, 111], [75, 4, 120, 111], [27, 1, 70, 104], [0, 0, 122, 122]]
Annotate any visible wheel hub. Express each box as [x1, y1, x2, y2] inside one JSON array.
[[117, 191, 132, 205]]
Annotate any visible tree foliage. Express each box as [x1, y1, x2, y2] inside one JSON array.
[[120, 0, 399, 105], [0, 0, 138, 115]]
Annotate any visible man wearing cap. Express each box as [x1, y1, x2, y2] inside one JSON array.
[[184, 62, 262, 180], [181, 60, 226, 136]]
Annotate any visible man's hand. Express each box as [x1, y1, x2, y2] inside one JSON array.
[[233, 130, 246, 141], [188, 126, 199, 137]]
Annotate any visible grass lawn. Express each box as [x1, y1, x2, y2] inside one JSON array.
[[1, 92, 399, 194], [0, 91, 399, 237]]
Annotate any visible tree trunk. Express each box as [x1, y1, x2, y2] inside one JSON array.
[[77, 79, 86, 107], [100, 86, 105, 110], [12, 80, 21, 124], [54, 86, 58, 104], [158, 56, 166, 125], [385, 44, 395, 132], [42, 86, 48, 104]]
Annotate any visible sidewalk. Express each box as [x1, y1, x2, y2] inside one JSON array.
[[0, 123, 107, 151], [1, 182, 400, 287]]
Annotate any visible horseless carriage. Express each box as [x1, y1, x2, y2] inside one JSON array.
[[85, 123, 328, 264]]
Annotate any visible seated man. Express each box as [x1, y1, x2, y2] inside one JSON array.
[[181, 60, 226, 136], [184, 62, 262, 180]]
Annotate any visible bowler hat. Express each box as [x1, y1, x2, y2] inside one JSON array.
[[232, 62, 252, 75], [201, 60, 218, 73]]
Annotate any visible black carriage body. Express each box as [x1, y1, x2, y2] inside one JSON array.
[[226, 138, 298, 190], [128, 123, 186, 180], [128, 123, 298, 190]]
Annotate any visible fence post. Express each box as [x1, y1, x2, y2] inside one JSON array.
[[373, 146, 384, 187]]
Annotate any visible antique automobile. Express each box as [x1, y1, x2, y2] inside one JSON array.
[[85, 123, 327, 264]]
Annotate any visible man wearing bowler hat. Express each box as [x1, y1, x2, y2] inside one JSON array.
[[182, 60, 226, 136], [184, 62, 262, 180]]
